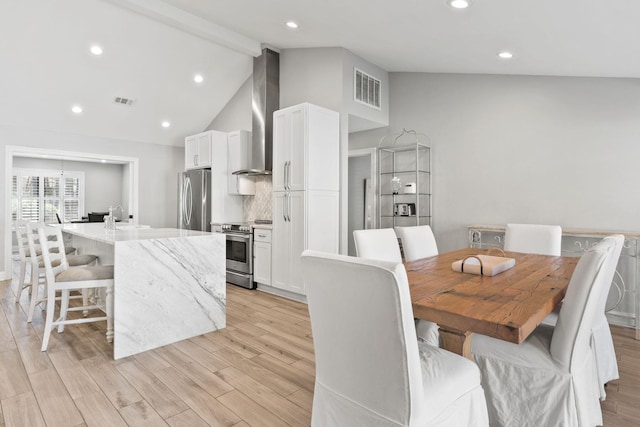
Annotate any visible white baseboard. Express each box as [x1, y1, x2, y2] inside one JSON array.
[[256, 284, 307, 304]]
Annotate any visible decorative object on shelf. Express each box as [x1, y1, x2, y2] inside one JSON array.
[[391, 176, 402, 194], [404, 182, 416, 194], [378, 128, 432, 229], [394, 203, 415, 217]]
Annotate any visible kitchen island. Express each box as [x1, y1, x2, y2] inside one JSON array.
[[61, 223, 225, 359]]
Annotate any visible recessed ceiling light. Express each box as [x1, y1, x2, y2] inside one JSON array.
[[498, 51, 514, 59], [449, 0, 470, 9], [285, 21, 299, 29], [90, 45, 103, 56], [161, 121, 171, 128], [101, 159, 107, 163], [194, 74, 204, 83], [71, 105, 83, 114]]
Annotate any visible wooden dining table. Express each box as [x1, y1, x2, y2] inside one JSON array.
[[405, 247, 579, 359]]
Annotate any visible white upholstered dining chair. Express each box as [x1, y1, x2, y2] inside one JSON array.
[[32, 223, 114, 351], [541, 234, 624, 399], [353, 228, 440, 347], [353, 228, 403, 262], [301, 250, 489, 427], [394, 225, 442, 345], [24, 222, 98, 322], [503, 223, 562, 256], [471, 237, 617, 427], [394, 225, 439, 262]]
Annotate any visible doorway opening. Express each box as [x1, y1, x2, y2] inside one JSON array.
[[347, 147, 376, 256], [3, 145, 139, 280]]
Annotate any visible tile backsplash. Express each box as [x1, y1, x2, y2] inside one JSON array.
[[243, 175, 272, 222]]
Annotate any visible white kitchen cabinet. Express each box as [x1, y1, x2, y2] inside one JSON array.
[[227, 130, 255, 195], [253, 228, 271, 286], [209, 130, 243, 223], [272, 103, 340, 296], [185, 131, 213, 170], [272, 103, 339, 193]]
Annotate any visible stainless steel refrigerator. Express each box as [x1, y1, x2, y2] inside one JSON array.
[[178, 169, 211, 232]]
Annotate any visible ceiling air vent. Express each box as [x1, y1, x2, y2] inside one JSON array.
[[113, 97, 135, 106], [354, 68, 381, 110]]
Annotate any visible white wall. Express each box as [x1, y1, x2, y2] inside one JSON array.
[[1, 126, 183, 278], [351, 73, 640, 252], [280, 48, 344, 112], [13, 157, 125, 218], [206, 76, 252, 132]]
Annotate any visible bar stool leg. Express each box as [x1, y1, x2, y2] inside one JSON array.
[[16, 259, 27, 303], [41, 284, 57, 351], [106, 284, 114, 343], [57, 289, 70, 333]]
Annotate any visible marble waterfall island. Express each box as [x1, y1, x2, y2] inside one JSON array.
[[61, 223, 226, 359]]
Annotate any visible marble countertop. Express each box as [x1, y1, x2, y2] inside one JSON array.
[[61, 222, 213, 244]]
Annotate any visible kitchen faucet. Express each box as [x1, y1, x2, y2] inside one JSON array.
[[105, 205, 124, 230]]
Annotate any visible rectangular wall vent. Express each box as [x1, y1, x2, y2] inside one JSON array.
[[114, 97, 135, 106], [354, 68, 381, 110]]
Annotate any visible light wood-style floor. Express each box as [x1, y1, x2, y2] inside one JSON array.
[[1, 273, 638, 426]]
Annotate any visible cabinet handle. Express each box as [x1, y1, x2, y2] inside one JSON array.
[[286, 193, 291, 222], [287, 161, 291, 190], [282, 162, 286, 190], [236, 176, 240, 194], [283, 194, 287, 222], [194, 154, 198, 166]]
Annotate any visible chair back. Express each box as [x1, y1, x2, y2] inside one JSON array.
[[27, 223, 69, 283], [301, 250, 424, 425], [353, 228, 402, 263], [394, 225, 438, 262], [15, 220, 30, 260], [504, 223, 562, 256], [550, 238, 616, 371], [593, 235, 624, 316]]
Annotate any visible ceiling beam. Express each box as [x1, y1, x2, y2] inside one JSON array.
[[101, 0, 262, 57]]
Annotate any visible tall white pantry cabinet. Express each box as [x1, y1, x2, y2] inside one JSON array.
[[271, 103, 340, 295]]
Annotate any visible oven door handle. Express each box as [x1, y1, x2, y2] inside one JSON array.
[[226, 233, 251, 242]]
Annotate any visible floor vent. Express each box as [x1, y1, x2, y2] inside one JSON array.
[[114, 97, 135, 106], [354, 68, 381, 110]]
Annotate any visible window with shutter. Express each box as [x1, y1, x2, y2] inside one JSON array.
[[11, 175, 18, 222], [63, 175, 82, 221], [12, 169, 85, 224], [21, 176, 40, 222]]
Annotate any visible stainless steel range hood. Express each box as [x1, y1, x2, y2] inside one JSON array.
[[233, 48, 279, 176]]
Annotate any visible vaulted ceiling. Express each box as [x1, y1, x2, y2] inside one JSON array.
[[2, 0, 638, 147]]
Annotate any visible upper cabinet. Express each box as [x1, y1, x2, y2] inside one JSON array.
[[227, 130, 255, 196], [272, 103, 340, 193], [185, 131, 213, 170]]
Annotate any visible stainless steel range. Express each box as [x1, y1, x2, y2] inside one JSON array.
[[212, 223, 255, 289]]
